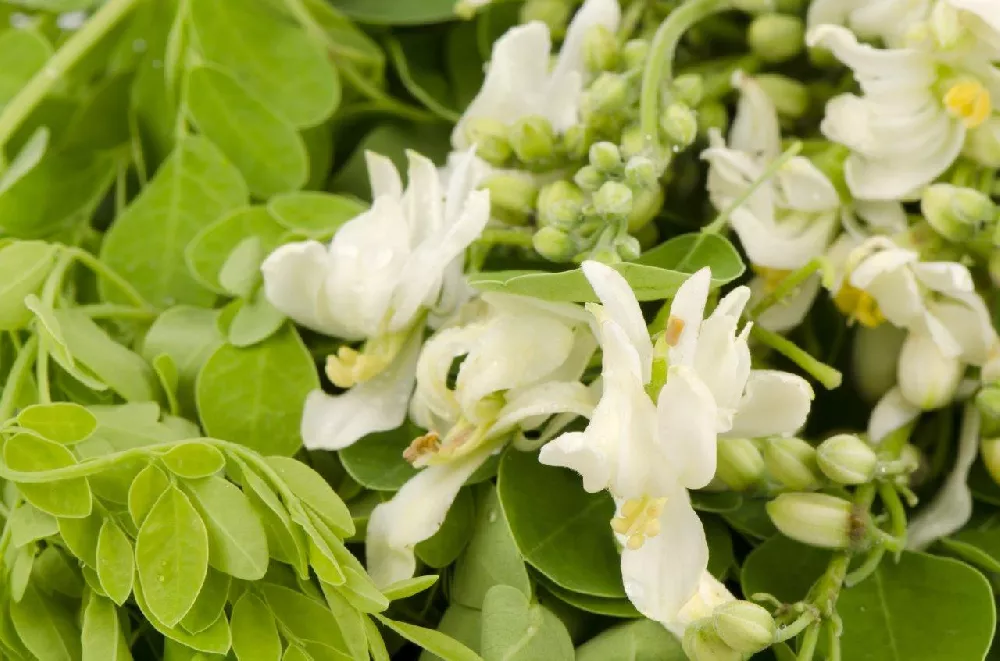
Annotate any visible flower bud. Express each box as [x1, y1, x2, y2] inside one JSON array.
[[533, 226, 576, 262], [991, 250, 1000, 288], [520, 0, 570, 38], [697, 101, 728, 137], [716, 437, 766, 491], [619, 123, 648, 160], [977, 387, 1000, 423], [560, 124, 593, 161], [730, 0, 776, 13], [481, 173, 538, 225], [671, 73, 704, 107], [713, 601, 776, 655], [627, 187, 663, 232], [463, 118, 512, 165], [583, 73, 629, 118], [748, 14, 804, 63], [537, 180, 585, 230], [589, 141, 622, 173], [981, 437, 1000, 486], [817, 434, 878, 485], [754, 73, 809, 119], [766, 493, 854, 549], [574, 164, 604, 191], [964, 118, 1000, 168], [584, 25, 618, 72], [593, 181, 633, 219], [763, 437, 821, 490], [985, 346, 1000, 385], [921, 183, 995, 242], [897, 331, 963, 410], [509, 116, 556, 164], [622, 39, 649, 70], [624, 156, 658, 190], [616, 235, 642, 262], [660, 103, 698, 149], [851, 324, 904, 403], [683, 621, 742, 661]]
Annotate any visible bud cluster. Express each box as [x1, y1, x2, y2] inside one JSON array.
[[683, 601, 777, 661]]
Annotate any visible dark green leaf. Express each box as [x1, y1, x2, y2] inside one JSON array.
[[329, 0, 460, 25], [480, 585, 574, 661], [81, 594, 132, 661], [416, 487, 475, 569]]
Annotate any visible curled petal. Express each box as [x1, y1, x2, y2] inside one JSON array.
[[728, 370, 814, 439], [539, 431, 611, 493], [582, 261, 652, 382], [868, 386, 921, 444], [657, 365, 718, 490], [261, 241, 341, 337]]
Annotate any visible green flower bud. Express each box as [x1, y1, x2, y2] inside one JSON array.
[[697, 101, 728, 138], [533, 226, 576, 262], [763, 437, 822, 490], [593, 181, 633, 218], [817, 434, 878, 485], [619, 123, 648, 160], [898, 331, 963, 410], [748, 14, 804, 63], [589, 141, 622, 173], [520, 0, 571, 39], [463, 118, 512, 165], [661, 103, 698, 149], [671, 73, 704, 107], [561, 124, 593, 161], [981, 437, 1000, 487], [766, 493, 854, 549], [584, 25, 618, 72], [627, 188, 664, 232], [730, 0, 777, 14], [716, 438, 765, 491], [754, 73, 810, 119], [616, 235, 641, 261], [624, 156, 658, 190], [713, 601, 776, 655], [583, 72, 629, 118], [622, 39, 649, 70], [509, 116, 556, 164], [574, 164, 604, 191], [977, 387, 1000, 422], [683, 621, 742, 661], [963, 118, 1000, 168], [481, 173, 539, 226], [537, 180, 586, 230], [921, 183, 996, 242]]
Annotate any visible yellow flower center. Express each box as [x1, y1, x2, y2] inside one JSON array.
[[611, 496, 666, 550], [325, 345, 388, 388], [402, 431, 441, 465], [833, 283, 885, 328], [944, 79, 992, 128], [753, 265, 793, 294]]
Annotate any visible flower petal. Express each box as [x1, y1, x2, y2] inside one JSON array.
[[667, 268, 711, 367], [729, 72, 782, 160], [749, 274, 821, 333], [261, 241, 341, 337], [582, 260, 652, 382], [868, 386, 921, 443], [365, 151, 403, 200], [666, 572, 736, 640], [539, 431, 611, 493], [494, 380, 597, 436], [728, 370, 814, 438], [657, 365, 718, 490]]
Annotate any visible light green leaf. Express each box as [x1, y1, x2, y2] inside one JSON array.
[[0, 27, 51, 106], [59, 510, 102, 567], [99, 136, 248, 307], [153, 353, 181, 415], [232, 459, 310, 575], [185, 207, 286, 296], [228, 291, 286, 348], [184, 475, 270, 580], [186, 64, 308, 198], [180, 569, 232, 635], [162, 442, 226, 479], [8, 502, 58, 547], [267, 191, 366, 239], [266, 455, 355, 537], [128, 464, 171, 528], [190, 0, 340, 128], [64, 73, 133, 152], [0, 240, 58, 330], [374, 613, 483, 661], [468, 233, 745, 302], [575, 619, 685, 661], [218, 236, 263, 299], [9, 583, 82, 661], [135, 485, 210, 626], [416, 487, 475, 569], [420, 605, 482, 661], [141, 306, 224, 416], [382, 575, 439, 601], [196, 325, 318, 456], [260, 583, 352, 659], [18, 402, 98, 444], [480, 585, 574, 661], [133, 580, 232, 655], [33, 546, 84, 599], [82, 594, 133, 661], [97, 519, 135, 606], [10, 545, 35, 601], [539, 579, 640, 619], [231, 593, 281, 661], [0, 127, 49, 196], [25, 294, 107, 392], [4, 432, 93, 518], [329, 0, 459, 25], [497, 450, 623, 598], [338, 424, 420, 491]]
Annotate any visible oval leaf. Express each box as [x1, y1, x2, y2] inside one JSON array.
[[184, 476, 269, 580], [97, 520, 135, 605]]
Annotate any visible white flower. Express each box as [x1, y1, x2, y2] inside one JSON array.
[[807, 24, 999, 200], [807, 0, 931, 48], [452, 0, 621, 147], [366, 294, 597, 587], [540, 262, 813, 630], [262, 148, 490, 451]]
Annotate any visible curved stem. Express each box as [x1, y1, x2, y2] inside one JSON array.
[[750, 325, 842, 389], [749, 258, 822, 318], [65, 247, 155, 311], [0, 336, 38, 422]]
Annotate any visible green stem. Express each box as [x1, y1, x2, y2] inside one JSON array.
[[65, 247, 155, 311], [0, 0, 142, 148], [478, 228, 536, 249], [77, 303, 159, 321], [877, 482, 908, 553], [796, 623, 821, 661], [773, 611, 817, 644], [639, 0, 730, 146], [749, 258, 822, 318], [385, 37, 461, 123], [750, 325, 843, 389], [0, 336, 38, 422]]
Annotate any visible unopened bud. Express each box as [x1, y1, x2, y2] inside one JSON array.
[[817, 434, 878, 485], [897, 332, 963, 410], [852, 324, 905, 404], [964, 118, 1000, 168], [589, 141, 622, 173], [977, 387, 1000, 423], [463, 118, 512, 165], [622, 39, 649, 70], [683, 621, 742, 661], [616, 235, 641, 262], [766, 493, 854, 549], [697, 101, 728, 137], [537, 180, 585, 230], [561, 124, 593, 161], [754, 74, 809, 119], [619, 123, 647, 160], [583, 73, 629, 118], [661, 103, 698, 149], [594, 181, 633, 218], [716, 437, 766, 491], [991, 250, 1000, 287], [584, 25, 618, 72], [671, 73, 704, 107], [712, 601, 776, 655], [509, 116, 556, 164], [730, 0, 776, 14], [574, 164, 604, 191], [627, 187, 663, 232], [481, 173, 538, 225], [921, 183, 995, 242], [624, 156, 658, 190], [763, 436, 821, 490], [520, 0, 570, 38], [533, 226, 576, 262], [981, 437, 1000, 486], [749, 14, 804, 63]]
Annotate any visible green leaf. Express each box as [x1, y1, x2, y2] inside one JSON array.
[[940, 530, 1000, 573], [416, 487, 475, 569], [260, 583, 353, 659], [480, 585, 574, 661], [374, 613, 483, 661], [231, 593, 281, 661], [10, 545, 35, 601], [382, 575, 439, 601], [575, 619, 685, 661], [133, 580, 232, 655], [186, 206, 286, 296], [705, 515, 736, 580], [162, 442, 226, 479], [339, 424, 420, 491], [228, 291, 286, 348], [420, 605, 482, 661], [446, 22, 484, 111], [81, 595, 132, 661], [0, 27, 51, 105], [468, 233, 745, 302], [128, 463, 171, 528], [452, 484, 531, 609], [4, 432, 93, 518], [186, 64, 308, 198], [329, 0, 460, 25], [0, 127, 49, 196], [218, 237, 263, 299], [265, 455, 354, 536], [135, 485, 210, 626], [9, 583, 82, 661], [99, 136, 248, 308], [267, 191, 366, 239], [33, 546, 84, 599], [8, 502, 58, 548], [25, 294, 106, 392], [231, 456, 309, 574], [497, 450, 624, 598], [0, 240, 58, 330], [537, 577, 639, 619], [141, 306, 224, 416], [183, 475, 270, 580], [196, 325, 318, 456], [17, 401, 97, 445], [722, 498, 778, 541], [153, 353, 181, 415], [59, 510, 102, 567], [180, 569, 232, 635], [97, 519, 135, 605], [190, 0, 340, 128]]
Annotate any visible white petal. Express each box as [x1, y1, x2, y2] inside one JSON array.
[[582, 261, 652, 382], [366, 445, 494, 587], [849, 245, 918, 289], [551, 0, 621, 87], [365, 151, 403, 200], [692, 293, 752, 420], [749, 274, 821, 333], [911, 262, 974, 296], [443, 147, 486, 225], [261, 241, 340, 336], [868, 386, 921, 444], [948, 0, 1000, 34], [774, 158, 841, 212], [926, 294, 995, 365], [805, 25, 932, 79], [402, 150, 444, 244], [906, 404, 980, 549], [897, 331, 963, 410], [621, 492, 707, 624], [729, 72, 782, 160], [667, 268, 711, 366], [728, 370, 814, 438], [539, 431, 611, 493], [301, 331, 422, 450], [853, 200, 908, 234], [413, 323, 486, 428], [493, 380, 596, 436], [657, 365, 718, 490], [731, 207, 837, 270]]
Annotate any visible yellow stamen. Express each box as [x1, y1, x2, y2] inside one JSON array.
[[611, 496, 667, 550], [325, 346, 361, 388], [833, 283, 885, 328], [664, 316, 686, 347], [944, 79, 992, 129], [402, 431, 441, 465], [752, 265, 793, 294]]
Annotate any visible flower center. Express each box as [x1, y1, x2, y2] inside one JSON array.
[[752, 265, 793, 294], [402, 431, 441, 465], [944, 80, 992, 129], [611, 496, 666, 550], [833, 283, 884, 328], [325, 330, 411, 388]]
